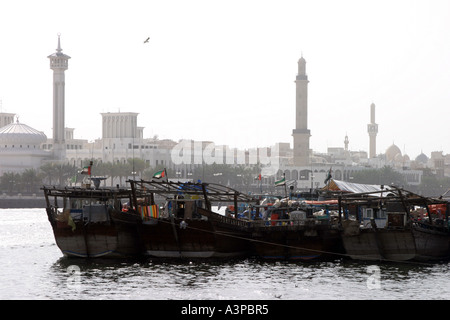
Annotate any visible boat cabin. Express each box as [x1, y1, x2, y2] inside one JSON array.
[[128, 179, 258, 222], [162, 196, 204, 220], [361, 206, 387, 228], [42, 186, 137, 224], [337, 187, 450, 230]]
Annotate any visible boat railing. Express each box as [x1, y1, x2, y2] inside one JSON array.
[[412, 219, 450, 233], [137, 205, 335, 229], [213, 214, 251, 228], [249, 217, 332, 228], [199, 207, 250, 228]]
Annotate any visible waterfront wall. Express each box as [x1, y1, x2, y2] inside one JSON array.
[[0, 194, 46, 209]]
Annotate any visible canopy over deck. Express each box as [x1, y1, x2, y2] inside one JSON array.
[[321, 179, 448, 207], [42, 186, 136, 200], [128, 179, 257, 203], [338, 186, 448, 207], [322, 179, 395, 195]]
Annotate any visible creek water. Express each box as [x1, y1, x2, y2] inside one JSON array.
[[1, 208, 449, 302]]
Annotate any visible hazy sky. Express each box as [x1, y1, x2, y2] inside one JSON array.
[[0, 0, 449, 159]]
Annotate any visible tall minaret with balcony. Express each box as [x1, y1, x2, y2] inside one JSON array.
[[367, 103, 378, 158], [48, 34, 70, 160], [292, 55, 311, 166], [344, 134, 349, 151]]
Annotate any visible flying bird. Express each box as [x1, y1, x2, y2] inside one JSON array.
[[144, 37, 150, 43]]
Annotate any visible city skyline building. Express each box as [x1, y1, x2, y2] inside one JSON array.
[[292, 55, 311, 166], [367, 103, 378, 158], [48, 34, 70, 161], [0, 37, 447, 188]]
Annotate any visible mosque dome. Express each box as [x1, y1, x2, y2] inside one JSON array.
[[386, 144, 402, 162], [0, 120, 47, 145], [415, 152, 429, 164]]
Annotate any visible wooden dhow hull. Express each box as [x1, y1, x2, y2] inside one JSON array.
[[51, 218, 119, 258], [412, 222, 450, 261], [47, 207, 143, 259], [251, 223, 343, 260], [43, 186, 144, 259], [341, 220, 450, 262], [139, 207, 252, 259], [341, 221, 416, 261]]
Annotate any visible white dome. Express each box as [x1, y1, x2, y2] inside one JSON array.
[[386, 144, 402, 161], [0, 120, 47, 145]]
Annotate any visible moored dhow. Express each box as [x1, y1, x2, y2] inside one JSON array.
[[337, 187, 450, 262], [43, 175, 450, 263], [128, 179, 257, 259], [43, 185, 146, 258], [249, 199, 344, 260]]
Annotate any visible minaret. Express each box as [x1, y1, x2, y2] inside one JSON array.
[[292, 55, 311, 166], [367, 103, 378, 158], [48, 34, 70, 160]]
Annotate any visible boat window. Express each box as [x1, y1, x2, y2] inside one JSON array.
[[70, 199, 82, 209], [365, 208, 373, 219], [106, 199, 115, 208]]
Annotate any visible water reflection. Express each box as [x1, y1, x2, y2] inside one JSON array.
[[44, 256, 450, 300]]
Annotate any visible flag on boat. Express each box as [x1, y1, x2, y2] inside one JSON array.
[[79, 166, 91, 175], [275, 174, 285, 186], [152, 169, 166, 179]]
